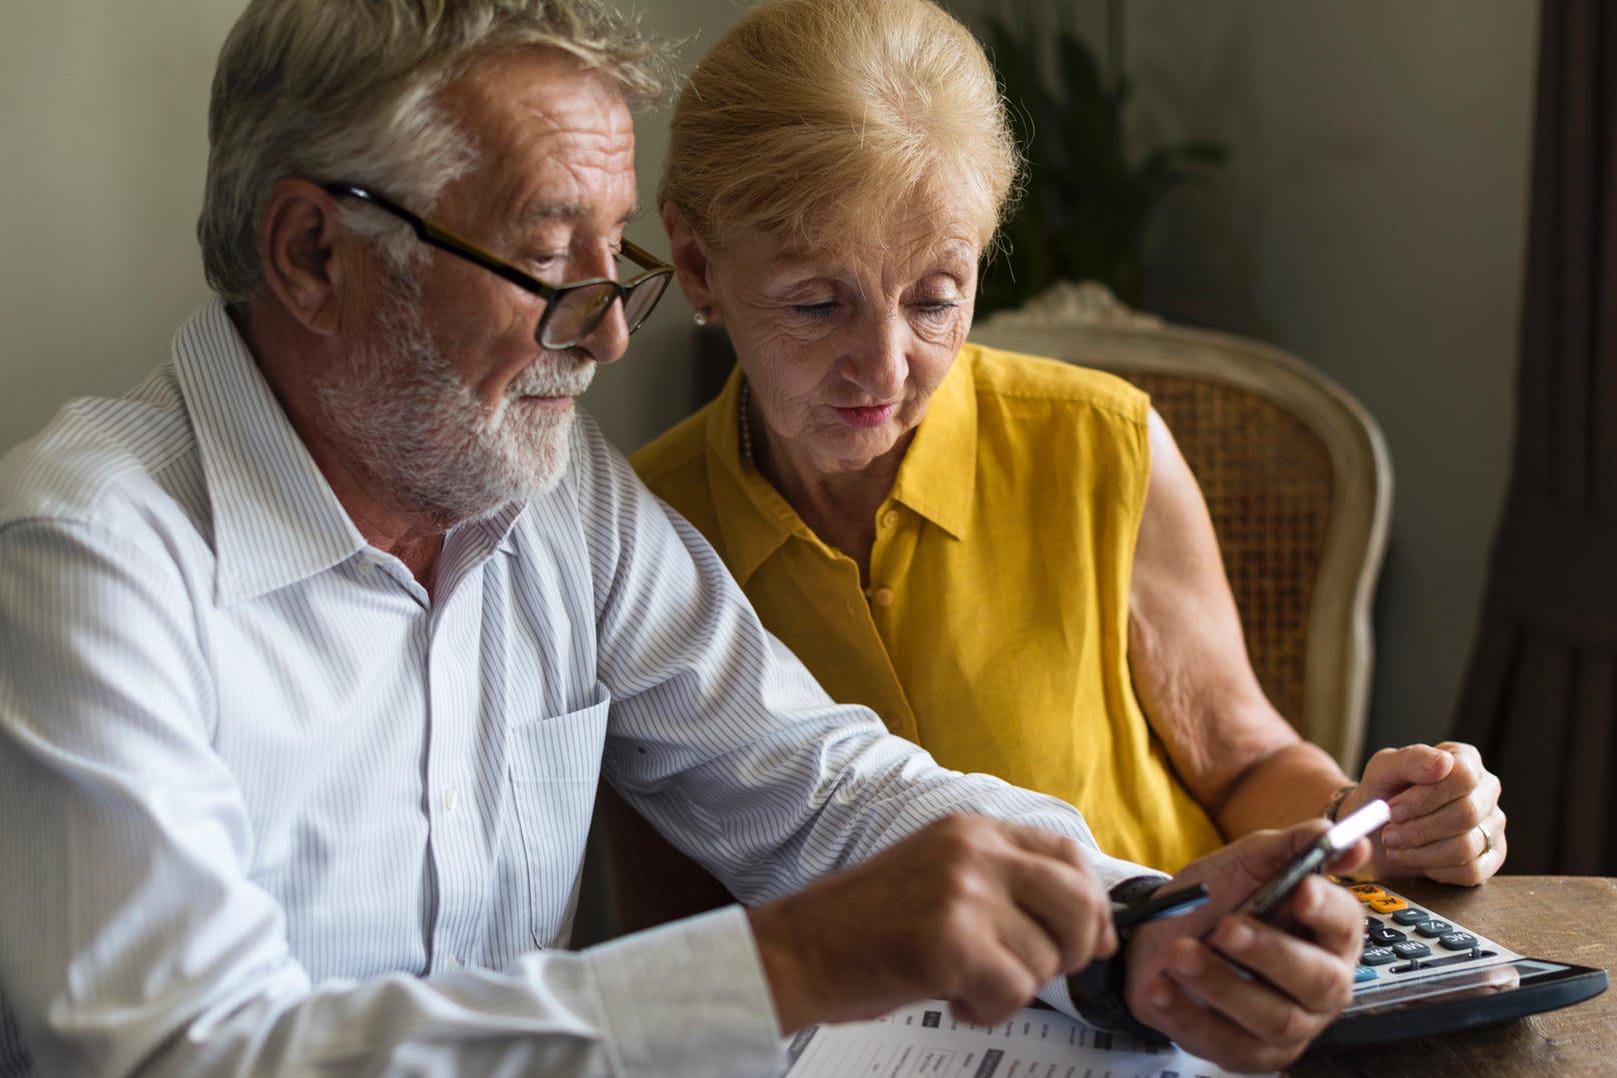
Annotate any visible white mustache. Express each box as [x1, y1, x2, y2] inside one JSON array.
[[508, 359, 596, 400]]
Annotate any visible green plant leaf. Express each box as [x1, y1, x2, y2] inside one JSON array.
[[975, 7, 1228, 312]]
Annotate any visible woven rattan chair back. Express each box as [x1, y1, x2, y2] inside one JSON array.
[[971, 282, 1391, 770]]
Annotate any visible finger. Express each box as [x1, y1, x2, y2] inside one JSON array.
[[987, 901, 1066, 992], [1381, 791, 1498, 865], [1132, 940, 1316, 1074], [1290, 874, 1368, 958], [1382, 746, 1498, 825], [1226, 876, 1364, 978], [1320, 834, 1373, 881], [1421, 813, 1508, 886], [1187, 925, 1348, 1037], [989, 821, 1116, 963], [1435, 740, 1487, 768], [938, 818, 1115, 971], [1359, 743, 1454, 802], [944, 932, 1055, 1027], [1178, 895, 1356, 1056], [1002, 844, 1116, 968]]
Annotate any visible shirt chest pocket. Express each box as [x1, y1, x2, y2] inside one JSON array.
[[507, 690, 610, 949]]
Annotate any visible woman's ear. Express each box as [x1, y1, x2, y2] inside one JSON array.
[[258, 179, 349, 336], [661, 203, 719, 318]]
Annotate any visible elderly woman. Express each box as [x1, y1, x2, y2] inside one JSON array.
[[611, 0, 1503, 912]]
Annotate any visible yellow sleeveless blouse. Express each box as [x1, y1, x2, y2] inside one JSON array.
[[632, 343, 1223, 872]]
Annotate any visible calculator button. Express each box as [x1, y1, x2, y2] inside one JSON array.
[[1392, 940, 1433, 959], [1439, 932, 1479, 950], [1368, 895, 1408, 914], [1354, 965, 1379, 983], [1367, 924, 1406, 946], [1361, 946, 1398, 966], [1414, 919, 1455, 938], [1348, 884, 1385, 902], [1391, 908, 1430, 926]]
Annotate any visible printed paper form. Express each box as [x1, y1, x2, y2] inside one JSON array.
[[783, 999, 1273, 1078]]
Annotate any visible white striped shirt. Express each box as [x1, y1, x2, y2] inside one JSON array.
[[0, 300, 1145, 1076]]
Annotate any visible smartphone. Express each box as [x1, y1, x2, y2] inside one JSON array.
[[1232, 798, 1390, 921]]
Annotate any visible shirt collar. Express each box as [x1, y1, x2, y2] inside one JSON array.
[[888, 345, 977, 540], [173, 299, 373, 605], [701, 347, 979, 585]]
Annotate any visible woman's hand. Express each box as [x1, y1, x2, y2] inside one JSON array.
[[1345, 740, 1505, 884]]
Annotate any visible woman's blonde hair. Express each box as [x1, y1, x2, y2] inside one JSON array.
[[660, 0, 1019, 253]]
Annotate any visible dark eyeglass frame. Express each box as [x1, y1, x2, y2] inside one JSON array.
[[321, 182, 674, 349]]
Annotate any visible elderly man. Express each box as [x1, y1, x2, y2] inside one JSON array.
[[0, 1, 1365, 1075]]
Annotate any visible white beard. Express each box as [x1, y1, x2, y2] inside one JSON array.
[[312, 288, 595, 525]]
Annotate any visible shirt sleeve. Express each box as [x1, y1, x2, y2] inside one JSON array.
[[0, 514, 784, 1078]]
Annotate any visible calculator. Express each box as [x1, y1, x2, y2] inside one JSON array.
[[1311, 879, 1608, 1049]]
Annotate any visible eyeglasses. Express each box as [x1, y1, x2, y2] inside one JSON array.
[[322, 182, 674, 350]]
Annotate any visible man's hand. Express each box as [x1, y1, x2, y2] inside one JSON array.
[[747, 815, 1115, 1033], [1349, 740, 1505, 884], [1121, 821, 1367, 1073]]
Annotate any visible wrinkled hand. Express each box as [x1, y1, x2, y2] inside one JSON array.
[[1122, 821, 1368, 1074], [747, 815, 1115, 1033], [1346, 740, 1504, 884]]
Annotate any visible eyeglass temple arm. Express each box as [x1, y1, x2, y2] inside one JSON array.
[[619, 237, 673, 274], [321, 182, 556, 297], [322, 182, 670, 285]]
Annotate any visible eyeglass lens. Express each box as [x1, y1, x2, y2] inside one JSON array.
[[539, 273, 672, 350]]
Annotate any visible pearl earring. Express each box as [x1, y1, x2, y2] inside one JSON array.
[[693, 309, 710, 327]]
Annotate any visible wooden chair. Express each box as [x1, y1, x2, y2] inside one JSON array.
[[970, 281, 1392, 770]]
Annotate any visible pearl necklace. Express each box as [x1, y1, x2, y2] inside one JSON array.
[[738, 379, 755, 467]]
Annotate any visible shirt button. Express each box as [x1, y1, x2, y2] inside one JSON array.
[[355, 558, 375, 579], [870, 587, 895, 607], [443, 955, 463, 971], [880, 509, 900, 528], [443, 787, 460, 813]]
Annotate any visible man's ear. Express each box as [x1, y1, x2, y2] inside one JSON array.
[[258, 179, 349, 335], [662, 203, 719, 319]]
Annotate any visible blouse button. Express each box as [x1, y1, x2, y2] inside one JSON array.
[[870, 587, 895, 607], [880, 509, 900, 528]]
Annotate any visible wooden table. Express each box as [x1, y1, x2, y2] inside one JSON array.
[[1291, 876, 1615, 1078]]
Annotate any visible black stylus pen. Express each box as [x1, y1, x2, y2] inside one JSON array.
[[1112, 882, 1210, 933]]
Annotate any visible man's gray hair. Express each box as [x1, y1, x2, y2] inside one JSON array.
[[198, 0, 670, 302]]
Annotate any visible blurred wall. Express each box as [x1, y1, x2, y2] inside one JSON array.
[[0, 1, 243, 453], [0, 1, 1536, 766]]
